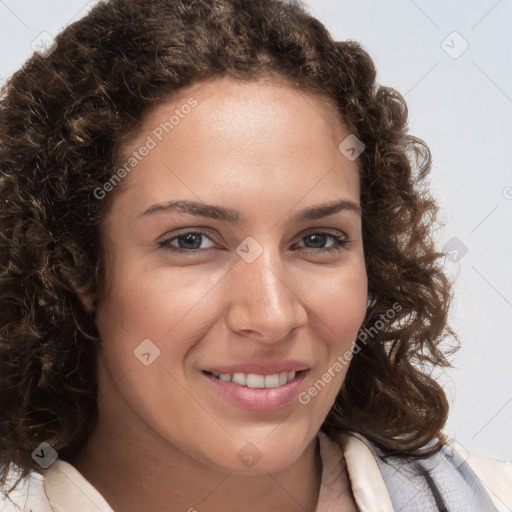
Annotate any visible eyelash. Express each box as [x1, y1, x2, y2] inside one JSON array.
[[156, 230, 350, 255]]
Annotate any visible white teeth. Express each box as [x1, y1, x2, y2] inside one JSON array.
[[264, 374, 280, 388], [211, 370, 300, 388], [246, 374, 265, 388], [231, 373, 247, 386]]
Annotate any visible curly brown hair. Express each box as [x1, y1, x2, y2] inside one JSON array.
[[0, 0, 458, 490]]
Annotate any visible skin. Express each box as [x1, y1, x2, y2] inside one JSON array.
[[73, 75, 367, 512]]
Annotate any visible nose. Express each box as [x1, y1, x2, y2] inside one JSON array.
[[225, 247, 308, 344]]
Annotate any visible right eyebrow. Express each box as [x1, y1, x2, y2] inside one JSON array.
[[137, 198, 361, 224], [138, 200, 242, 223]]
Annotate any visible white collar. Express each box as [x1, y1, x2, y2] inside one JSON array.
[[42, 432, 394, 512], [335, 432, 394, 512]]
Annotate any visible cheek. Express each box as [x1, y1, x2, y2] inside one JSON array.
[[93, 262, 229, 416], [93, 266, 222, 427], [304, 261, 367, 383], [298, 261, 368, 345], [96, 263, 219, 345]]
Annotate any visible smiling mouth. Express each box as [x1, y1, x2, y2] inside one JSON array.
[[202, 370, 306, 388]]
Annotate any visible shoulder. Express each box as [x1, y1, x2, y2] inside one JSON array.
[[0, 464, 53, 512], [337, 431, 512, 512], [450, 441, 512, 512]]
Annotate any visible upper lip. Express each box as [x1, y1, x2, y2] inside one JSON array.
[[202, 360, 310, 376]]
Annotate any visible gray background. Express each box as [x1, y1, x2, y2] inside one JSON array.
[[1, 0, 511, 460]]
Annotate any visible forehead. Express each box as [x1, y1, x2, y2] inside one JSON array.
[[113, 75, 360, 213], [125, 74, 350, 158]]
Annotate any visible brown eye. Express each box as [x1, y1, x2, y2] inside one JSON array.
[[295, 232, 349, 252], [157, 231, 216, 251]]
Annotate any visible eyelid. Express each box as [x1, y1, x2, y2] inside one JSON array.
[[157, 226, 348, 242], [156, 226, 350, 252], [156, 226, 217, 244], [297, 227, 348, 238], [293, 230, 350, 251], [156, 229, 218, 252]]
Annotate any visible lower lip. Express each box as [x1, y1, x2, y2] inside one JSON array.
[[201, 370, 309, 412]]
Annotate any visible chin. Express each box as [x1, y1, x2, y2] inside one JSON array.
[[190, 430, 315, 474]]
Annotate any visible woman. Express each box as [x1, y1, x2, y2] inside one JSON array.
[[1, 0, 510, 510]]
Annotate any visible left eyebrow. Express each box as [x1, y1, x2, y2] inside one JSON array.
[[137, 199, 361, 223], [290, 199, 361, 223], [138, 200, 242, 223]]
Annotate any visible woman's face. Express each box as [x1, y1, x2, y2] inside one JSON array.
[[93, 75, 368, 473]]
